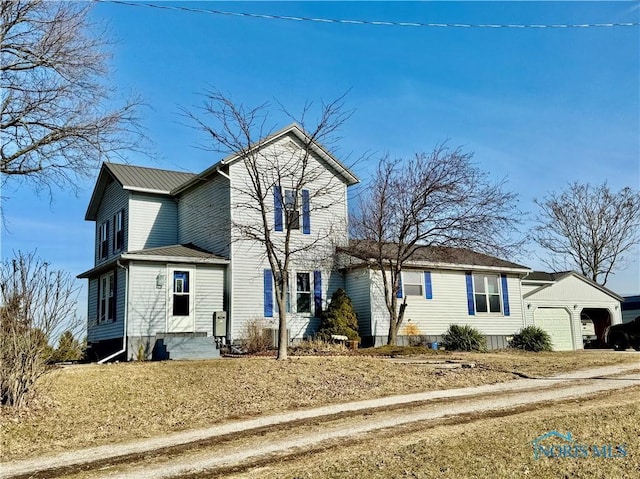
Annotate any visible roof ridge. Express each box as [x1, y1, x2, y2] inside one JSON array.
[[106, 162, 196, 176]]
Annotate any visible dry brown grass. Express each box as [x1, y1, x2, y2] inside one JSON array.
[[1, 351, 637, 462], [231, 386, 640, 479]]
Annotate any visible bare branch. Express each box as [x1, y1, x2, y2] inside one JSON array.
[[0, 0, 145, 196], [351, 145, 523, 345], [182, 91, 355, 359], [532, 182, 640, 285]]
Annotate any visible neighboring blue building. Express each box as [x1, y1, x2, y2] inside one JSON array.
[[622, 295, 640, 323]]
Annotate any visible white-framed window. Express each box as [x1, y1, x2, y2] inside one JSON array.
[[284, 189, 300, 230], [296, 272, 312, 313], [274, 272, 291, 314], [402, 271, 424, 296], [172, 271, 190, 316], [98, 221, 109, 259], [113, 209, 124, 252], [473, 274, 502, 313], [98, 271, 115, 322]]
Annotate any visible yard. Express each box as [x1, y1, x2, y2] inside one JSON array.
[[1, 350, 638, 462]]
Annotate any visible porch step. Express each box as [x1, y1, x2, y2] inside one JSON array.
[[153, 335, 220, 360]]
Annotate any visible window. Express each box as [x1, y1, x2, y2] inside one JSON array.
[[113, 210, 124, 252], [98, 271, 116, 322], [98, 221, 109, 259], [284, 189, 300, 230], [473, 274, 501, 313], [273, 186, 310, 234], [274, 272, 291, 313], [173, 271, 190, 316], [402, 271, 423, 296], [296, 272, 311, 313]]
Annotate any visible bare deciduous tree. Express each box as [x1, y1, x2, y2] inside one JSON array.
[[182, 90, 355, 360], [351, 146, 522, 345], [532, 182, 640, 286], [0, 251, 79, 408], [0, 0, 142, 194]]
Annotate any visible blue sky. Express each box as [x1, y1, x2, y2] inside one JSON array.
[[2, 1, 639, 322]]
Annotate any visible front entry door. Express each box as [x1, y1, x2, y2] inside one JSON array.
[[167, 267, 195, 333]]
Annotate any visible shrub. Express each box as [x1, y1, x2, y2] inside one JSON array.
[[509, 326, 553, 352], [241, 318, 273, 353], [317, 289, 360, 342], [442, 324, 487, 352], [51, 330, 85, 362]]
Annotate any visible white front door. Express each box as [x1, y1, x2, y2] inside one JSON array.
[[167, 267, 195, 333]]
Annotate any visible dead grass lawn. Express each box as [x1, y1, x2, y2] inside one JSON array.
[[1, 350, 637, 462], [232, 385, 640, 479]]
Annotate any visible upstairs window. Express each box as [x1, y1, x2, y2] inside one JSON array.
[[113, 210, 124, 252], [98, 221, 109, 259], [284, 189, 300, 230], [273, 186, 310, 234]]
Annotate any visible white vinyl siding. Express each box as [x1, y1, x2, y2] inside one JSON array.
[[128, 193, 177, 251], [369, 268, 525, 338], [345, 269, 372, 337], [94, 180, 128, 264], [523, 274, 623, 350], [87, 268, 125, 342], [127, 262, 166, 337], [227, 133, 350, 341], [178, 174, 231, 257], [126, 262, 226, 337]]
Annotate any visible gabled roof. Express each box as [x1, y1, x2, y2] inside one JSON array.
[[522, 270, 623, 302], [341, 240, 530, 273], [85, 163, 196, 220], [172, 123, 360, 195]]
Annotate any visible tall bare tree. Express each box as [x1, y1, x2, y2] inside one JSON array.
[[532, 182, 640, 286], [182, 91, 354, 360], [351, 146, 521, 345], [0, 0, 142, 194], [0, 251, 79, 408]]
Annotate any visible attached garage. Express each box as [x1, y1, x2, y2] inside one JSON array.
[[533, 307, 574, 351], [522, 272, 623, 351]]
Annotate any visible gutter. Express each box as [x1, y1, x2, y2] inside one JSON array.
[[98, 260, 129, 364]]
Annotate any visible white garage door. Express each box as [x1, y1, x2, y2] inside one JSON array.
[[534, 308, 574, 351]]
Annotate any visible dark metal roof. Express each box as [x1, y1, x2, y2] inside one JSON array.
[[105, 163, 195, 193], [342, 240, 529, 270], [124, 243, 227, 261]]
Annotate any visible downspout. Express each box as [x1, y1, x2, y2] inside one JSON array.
[[217, 166, 232, 342], [98, 260, 129, 364]]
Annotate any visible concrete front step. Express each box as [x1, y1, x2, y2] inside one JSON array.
[[153, 336, 220, 360]]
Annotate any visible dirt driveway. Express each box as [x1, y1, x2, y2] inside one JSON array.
[[3, 362, 639, 479]]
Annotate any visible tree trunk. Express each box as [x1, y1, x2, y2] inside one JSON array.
[[276, 308, 288, 360]]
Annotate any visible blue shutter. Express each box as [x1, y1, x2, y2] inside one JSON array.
[[274, 186, 283, 232], [465, 272, 475, 315], [397, 273, 403, 298], [314, 270, 322, 317], [264, 269, 273, 317], [302, 189, 310, 234], [424, 271, 433, 299], [501, 274, 510, 316]]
